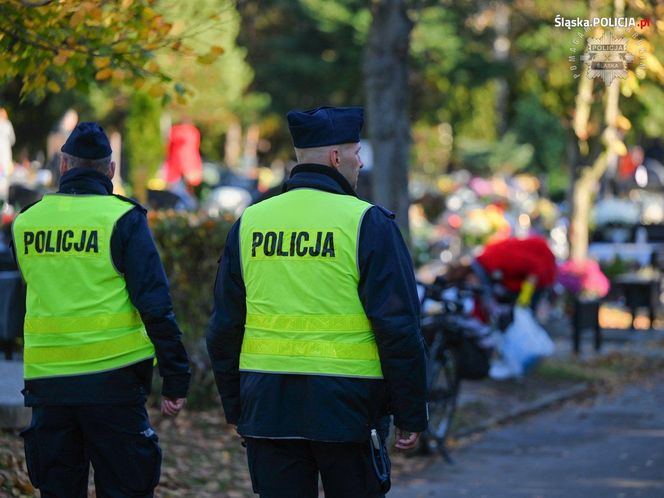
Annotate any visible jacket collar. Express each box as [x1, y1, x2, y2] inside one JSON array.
[[283, 163, 358, 197], [58, 168, 114, 195]]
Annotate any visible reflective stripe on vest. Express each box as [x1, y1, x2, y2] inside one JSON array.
[[13, 194, 155, 379], [239, 188, 383, 379]]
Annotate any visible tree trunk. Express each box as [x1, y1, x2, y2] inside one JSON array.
[[224, 120, 242, 169], [109, 130, 123, 193], [242, 123, 260, 177], [492, 1, 510, 136], [363, 0, 413, 235], [570, 0, 624, 262]]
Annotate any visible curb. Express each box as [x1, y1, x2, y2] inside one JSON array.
[[0, 404, 31, 429], [0, 360, 30, 429], [454, 382, 591, 439]]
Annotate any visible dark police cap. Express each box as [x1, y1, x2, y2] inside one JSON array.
[[61, 122, 112, 160], [287, 106, 363, 148]]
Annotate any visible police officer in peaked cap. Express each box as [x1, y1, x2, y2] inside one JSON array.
[[207, 106, 428, 497], [12, 122, 191, 497]]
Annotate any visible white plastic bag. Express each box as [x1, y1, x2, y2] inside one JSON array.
[[490, 306, 554, 379]]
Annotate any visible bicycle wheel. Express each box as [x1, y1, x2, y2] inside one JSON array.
[[426, 345, 459, 446]]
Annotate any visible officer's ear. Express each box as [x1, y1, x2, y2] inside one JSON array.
[[107, 161, 116, 180], [329, 147, 340, 168]]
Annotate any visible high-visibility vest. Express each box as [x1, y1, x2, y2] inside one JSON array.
[[13, 194, 155, 380], [239, 188, 383, 379]]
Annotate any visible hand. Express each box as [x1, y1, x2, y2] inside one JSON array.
[[394, 428, 420, 450], [230, 424, 246, 447], [161, 397, 186, 417]]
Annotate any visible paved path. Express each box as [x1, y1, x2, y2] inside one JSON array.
[[392, 377, 664, 498]]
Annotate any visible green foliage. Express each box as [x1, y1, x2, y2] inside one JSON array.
[[410, 4, 500, 134], [411, 122, 453, 176], [159, 0, 266, 158], [0, 0, 226, 101], [456, 82, 500, 141], [124, 91, 163, 201], [300, 0, 370, 41], [149, 211, 235, 406], [410, 6, 464, 78], [511, 94, 570, 200], [235, 0, 368, 158], [512, 94, 566, 173], [0, 81, 96, 159], [545, 167, 570, 203], [237, 0, 368, 115], [510, 0, 587, 119], [600, 256, 630, 280], [456, 132, 534, 175], [636, 82, 664, 138], [5, 0, 664, 188]]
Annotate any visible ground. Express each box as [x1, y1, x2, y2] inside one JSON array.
[[0, 406, 253, 498], [1, 337, 663, 497], [391, 373, 664, 498]]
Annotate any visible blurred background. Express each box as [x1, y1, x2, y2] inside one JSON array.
[[2, 0, 664, 404], [1, 1, 664, 495]]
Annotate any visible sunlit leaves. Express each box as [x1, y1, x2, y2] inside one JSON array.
[[0, 0, 226, 100], [156, 0, 261, 152], [210, 45, 225, 56], [46, 81, 61, 93], [93, 56, 112, 69], [95, 68, 113, 81]]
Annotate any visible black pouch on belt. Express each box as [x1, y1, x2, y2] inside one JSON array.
[[369, 428, 391, 493]]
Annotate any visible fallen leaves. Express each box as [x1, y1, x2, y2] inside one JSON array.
[[152, 407, 254, 498], [0, 429, 33, 497], [0, 407, 254, 498]]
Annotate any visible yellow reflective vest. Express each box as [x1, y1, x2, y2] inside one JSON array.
[[239, 188, 383, 379], [13, 194, 155, 380]]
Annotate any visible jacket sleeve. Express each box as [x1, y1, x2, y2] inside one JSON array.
[[358, 207, 428, 432], [111, 208, 191, 399], [205, 220, 246, 424]]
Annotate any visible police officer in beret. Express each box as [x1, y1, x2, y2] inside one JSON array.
[[207, 106, 428, 497], [12, 122, 191, 497]]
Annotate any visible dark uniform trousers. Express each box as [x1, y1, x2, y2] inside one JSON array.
[[21, 404, 161, 498], [245, 438, 386, 498]]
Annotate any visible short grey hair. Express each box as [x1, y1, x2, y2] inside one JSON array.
[[62, 152, 112, 173]]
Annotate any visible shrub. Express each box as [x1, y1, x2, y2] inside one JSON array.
[[125, 91, 164, 203], [149, 210, 235, 407]]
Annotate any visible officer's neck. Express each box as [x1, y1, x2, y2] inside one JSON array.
[[287, 163, 357, 197]]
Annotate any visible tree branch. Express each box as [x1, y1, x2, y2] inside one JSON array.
[[19, 0, 54, 6]]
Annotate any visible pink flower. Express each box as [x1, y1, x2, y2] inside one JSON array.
[[558, 259, 610, 299]]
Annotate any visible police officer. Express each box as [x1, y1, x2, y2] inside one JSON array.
[[12, 122, 190, 498], [207, 106, 428, 497]]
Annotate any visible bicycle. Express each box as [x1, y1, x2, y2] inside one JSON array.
[[417, 278, 500, 461]]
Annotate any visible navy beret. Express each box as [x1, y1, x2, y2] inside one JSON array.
[[287, 106, 363, 148], [61, 122, 112, 160]]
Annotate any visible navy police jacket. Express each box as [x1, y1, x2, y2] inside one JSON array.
[[207, 164, 428, 442], [17, 168, 191, 406]]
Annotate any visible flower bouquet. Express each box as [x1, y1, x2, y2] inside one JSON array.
[[558, 259, 610, 301]]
